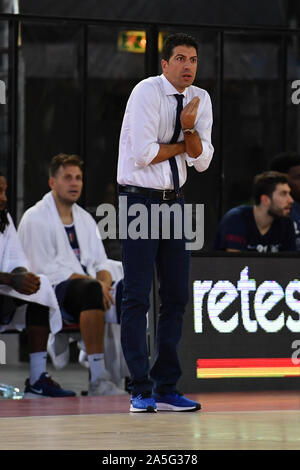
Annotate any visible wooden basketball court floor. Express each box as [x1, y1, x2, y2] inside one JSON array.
[[0, 390, 300, 450]]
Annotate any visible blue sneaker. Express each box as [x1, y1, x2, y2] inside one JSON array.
[[130, 392, 157, 413], [24, 373, 76, 398], [153, 391, 201, 412]]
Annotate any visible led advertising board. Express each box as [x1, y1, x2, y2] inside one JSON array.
[[178, 254, 300, 392]]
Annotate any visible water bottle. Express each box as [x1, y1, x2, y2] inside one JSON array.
[[0, 383, 24, 399]]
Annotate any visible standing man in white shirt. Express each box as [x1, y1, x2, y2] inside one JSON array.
[[117, 33, 214, 412]]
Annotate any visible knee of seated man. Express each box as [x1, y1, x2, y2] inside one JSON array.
[[0, 296, 18, 325], [80, 278, 104, 311], [26, 303, 49, 327]]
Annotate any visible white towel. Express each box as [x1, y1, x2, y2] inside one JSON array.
[[0, 214, 62, 333], [0, 213, 29, 273], [18, 191, 110, 287], [0, 275, 62, 334]]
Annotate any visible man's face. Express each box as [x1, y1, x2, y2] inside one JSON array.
[[267, 183, 294, 218], [161, 45, 198, 92], [0, 176, 7, 212], [49, 165, 83, 205], [287, 165, 300, 202]]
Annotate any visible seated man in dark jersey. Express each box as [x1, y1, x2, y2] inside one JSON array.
[[0, 172, 75, 398], [214, 171, 296, 252]]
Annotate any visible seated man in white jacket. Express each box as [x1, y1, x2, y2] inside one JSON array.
[[18, 154, 126, 396], [0, 172, 75, 398]]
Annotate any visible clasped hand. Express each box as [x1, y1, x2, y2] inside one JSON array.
[[180, 96, 200, 129], [10, 270, 41, 295]]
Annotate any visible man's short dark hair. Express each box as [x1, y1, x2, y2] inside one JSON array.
[[253, 171, 289, 205], [270, 152, 300, 173], [49, 153, 83, 177], [161, 33, 198, 61]]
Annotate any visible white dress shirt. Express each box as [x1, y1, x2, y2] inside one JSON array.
[[117, 74, 214, 190]]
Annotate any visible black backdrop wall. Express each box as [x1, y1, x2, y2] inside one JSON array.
[[1, 2, 300, 253]]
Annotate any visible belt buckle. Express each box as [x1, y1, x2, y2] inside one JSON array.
[[162, 190, 177, 201], [163, 190, 169, 200]]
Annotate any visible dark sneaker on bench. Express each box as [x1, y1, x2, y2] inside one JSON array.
[[24, 373, 76, 398]]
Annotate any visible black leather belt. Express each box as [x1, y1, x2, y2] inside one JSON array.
[[118, 185, 183, 201]]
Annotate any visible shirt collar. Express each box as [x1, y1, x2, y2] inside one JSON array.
[[160, 74, 188, 98]]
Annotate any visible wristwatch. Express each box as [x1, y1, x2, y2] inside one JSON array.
[[182, 128, 196, 135]]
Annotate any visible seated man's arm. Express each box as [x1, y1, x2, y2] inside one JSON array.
[[0, 272, 13, 286], [96, 270, 113, 310], [0, 269, 40, 294], [68, 273, 93, 280], [283, 218, 296, 251]]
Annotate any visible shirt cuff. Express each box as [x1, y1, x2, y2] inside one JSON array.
[[185, 141, 214, 172], [133, 142, 160, 168]]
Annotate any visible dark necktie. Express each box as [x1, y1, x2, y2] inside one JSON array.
[[169, 94, 184, 193]]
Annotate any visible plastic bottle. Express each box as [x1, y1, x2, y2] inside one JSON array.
[[0, 383, 24, 399]]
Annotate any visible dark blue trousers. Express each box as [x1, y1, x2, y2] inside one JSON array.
[[119, 192, 190, 396]]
